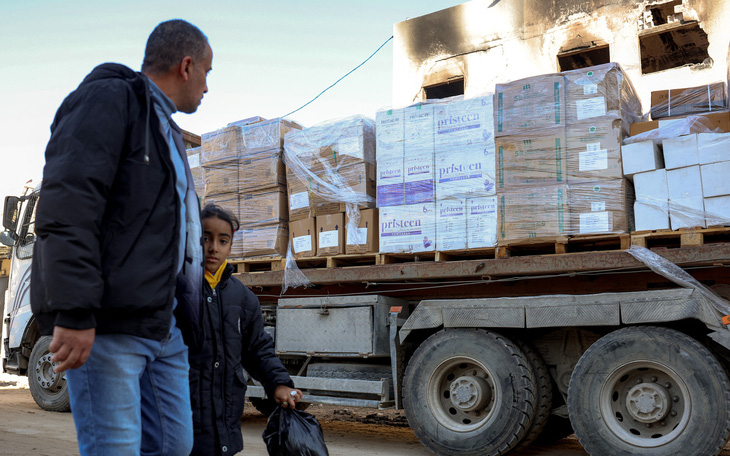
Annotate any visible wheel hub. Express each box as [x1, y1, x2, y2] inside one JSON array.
[[626, 382, 671, 423], [36, 353, 61, 390], [449, 376, 491, 411]]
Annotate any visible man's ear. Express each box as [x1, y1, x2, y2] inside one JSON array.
[[179, 56, 193, 81]]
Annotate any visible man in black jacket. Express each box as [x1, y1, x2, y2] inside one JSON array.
[[31, 20, 210, 456]]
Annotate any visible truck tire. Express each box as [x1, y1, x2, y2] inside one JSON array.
[[567, 326, 730, 456], [402, 328, 536, 456], [515, 339, 552, 448], [28, 336, 70, 412]]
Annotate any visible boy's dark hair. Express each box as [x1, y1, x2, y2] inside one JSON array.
[[201, 204, 239, 233], [142, 19, 208, 75]]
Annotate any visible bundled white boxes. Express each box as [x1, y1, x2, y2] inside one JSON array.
[[633, 169, 669, 231], [622, 140, 663, 179], [667, 166, 705, 229], [376, 95, 497, 253]]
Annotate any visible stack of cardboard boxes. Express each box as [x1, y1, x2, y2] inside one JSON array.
[[375, 95, 497, 254], [625, 82, 730, 230], [284, 116, 378, 258], [495, 63, 640, 243], [200, 118, 301, 257]]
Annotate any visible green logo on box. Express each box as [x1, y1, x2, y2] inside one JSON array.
[[589, 126, 596, 133], [587, 71, 594, 77], [593, 186, 600, 192]]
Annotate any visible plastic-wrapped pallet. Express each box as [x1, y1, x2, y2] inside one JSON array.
[[650, 82, 727, 120], [201, 117, 302, 258], [283, 115, 377, 258], [375, 94, 497, 253]]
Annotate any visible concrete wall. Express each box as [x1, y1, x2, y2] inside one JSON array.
[[392, 0, 730, 117]]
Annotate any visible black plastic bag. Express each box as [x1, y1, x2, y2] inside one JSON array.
[[262, 406, 329, 456]]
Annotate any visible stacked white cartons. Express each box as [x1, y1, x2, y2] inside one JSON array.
[[376, 109, 405, 207], [404, 104, 436, 205], [662, 134, 706, 229], [633, 170, 670, 231], [622, 141, 664, 180], [434, 95, 497, 249], [379, 202, 436, 253], [699, 133, 730, 224]]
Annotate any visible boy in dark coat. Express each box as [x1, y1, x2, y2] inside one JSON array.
[[190, 204, 302, 456]]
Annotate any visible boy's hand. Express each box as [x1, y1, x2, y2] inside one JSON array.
[[274, 385, 303, 409]]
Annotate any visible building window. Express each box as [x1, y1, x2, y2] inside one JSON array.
[[558, 45, 611, 71], [424, 78, 464, 100]]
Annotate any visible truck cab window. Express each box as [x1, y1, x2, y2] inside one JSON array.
[[16, 194, 38, 260]]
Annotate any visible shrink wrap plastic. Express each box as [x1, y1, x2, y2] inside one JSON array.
[[494, 63, 642, 243], [650, 82, 727, 120], [283, 115, 376, 242], [200, 118, 301, 258]]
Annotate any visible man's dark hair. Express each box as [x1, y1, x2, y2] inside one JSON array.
[[201, 204, 240, 234], [142, 19, 208, 75]]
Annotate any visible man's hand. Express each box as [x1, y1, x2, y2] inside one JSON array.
[[49, 326, 95, 372], [273, 385, 303, 409]]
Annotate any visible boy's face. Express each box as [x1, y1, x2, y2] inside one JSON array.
[[203, 216, 233, 274]]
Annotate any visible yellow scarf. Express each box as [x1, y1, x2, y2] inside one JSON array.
[[205, 260, 228, 289]]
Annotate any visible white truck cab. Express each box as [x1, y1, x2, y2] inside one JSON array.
[[0, 183, 68, 411]]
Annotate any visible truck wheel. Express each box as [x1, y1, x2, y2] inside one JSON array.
[[402, 328, 536, 456], [568, 326, 730, 456], [515, 339, 552, 448], [28, 336, 70, 412]]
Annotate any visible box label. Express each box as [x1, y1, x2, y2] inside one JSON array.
[[576, 97, 606, 120], [347, 227, 368, 245], [579, 150, 608, 171], [580, 211, 610, 233], [591, 201, 606, 212], [583, 84, 598, 95], [293, 235, 312, 254], [290, 192, 309, 210], [188, 153, 200, 169], [319, 230, 339, 249]]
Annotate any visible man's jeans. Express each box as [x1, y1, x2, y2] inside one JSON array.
[[65, 327, 193, 456]]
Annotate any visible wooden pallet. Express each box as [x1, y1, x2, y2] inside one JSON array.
[[231, 255, 285, 273], [631, 226, 730, 248], [379, 251, 437, 264], [434, 248, 497, 262], [290, 253, 381, 270], [497, 233, 631, 259]]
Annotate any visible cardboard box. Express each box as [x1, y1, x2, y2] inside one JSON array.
[[286, 116, 375, 170], [286, 169, 313, 221], [436, 143, 496, 199], [436, 199, 467, 251], [434, 94, 495, 149], [379, 203, 436, 254], [202, 193, 239, 221], [311, 162, 376, 215], [404, 154, 435, 204], [203, 160, 239, 197], [564, 63, 641, 126], [376, 157, 405, 207], [239, 186, 288, 228], [201, 125, 242, 164], [467, 196, 498, 248], [704, 195, 730, 226], [622, 140, 663, 178], [667, 166, 706, 229], [701, 161, 730, 198], [629, 110, 730, 136], [498, 185, 569, 243], [404, 103, 434, 157], [238, 118, 301, 154], [495, 74, 566, 137], [235, 222, 288, 258], [663, 134, 699, 170], [496, 127, 567, 190], [633, 169, 670, 231], [566, 116, 625, 182], [316, 213, 345, 256], [346, 208, 378, 254], [376, 108, 405, 161], [651, 82, 727, 120], [238, 149, 285, 191], [568, 180, 634, 234], [698, 132, 730, 165], [289, 217, 316, 258]]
